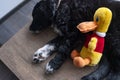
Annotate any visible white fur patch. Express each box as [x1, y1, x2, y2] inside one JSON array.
[[52, 0, 62, 15], [33, 44, 55, 62], [45, 63, 54, 73], [54, 27, 62, 35]]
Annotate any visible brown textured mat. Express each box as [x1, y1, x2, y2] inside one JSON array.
[[0, 23, 96, 80]]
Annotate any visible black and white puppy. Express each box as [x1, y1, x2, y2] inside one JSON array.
[[29, 0, 120, 80]]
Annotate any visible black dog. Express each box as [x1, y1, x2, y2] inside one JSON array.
[[29, 0, 120, 80]]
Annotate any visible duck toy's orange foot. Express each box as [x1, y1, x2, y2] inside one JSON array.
[[73, 57, 90, 68], [71, 50, 80, 59]]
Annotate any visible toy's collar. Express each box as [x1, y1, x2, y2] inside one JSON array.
[[95, 32, 106, 37]]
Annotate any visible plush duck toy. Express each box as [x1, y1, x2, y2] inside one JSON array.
[[71, 7, 112, 67]]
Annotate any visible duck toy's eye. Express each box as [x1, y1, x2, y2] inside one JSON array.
[[96, 17, 99, 22]]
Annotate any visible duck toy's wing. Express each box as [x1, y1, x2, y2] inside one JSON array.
[[88, 37, 97, 52]]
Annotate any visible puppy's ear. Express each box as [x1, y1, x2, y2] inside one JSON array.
[[32, 2, 41, 16], [35, 2, 41, 8], [35, 1, 46, 8]]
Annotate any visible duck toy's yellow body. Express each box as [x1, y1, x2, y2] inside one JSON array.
[[71, 7, 112, 67]]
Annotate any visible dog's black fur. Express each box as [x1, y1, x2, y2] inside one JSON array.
[[30, 0, 120, 80]]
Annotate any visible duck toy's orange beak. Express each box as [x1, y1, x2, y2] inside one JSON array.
[[77, 21, 98, 33]]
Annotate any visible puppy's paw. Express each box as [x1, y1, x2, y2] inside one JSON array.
[[32, 49, 47, 63], [33, 44, 55, 63], [45, 63, 54, 74]]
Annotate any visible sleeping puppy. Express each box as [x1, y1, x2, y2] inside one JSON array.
[[29, 0, 120, 80]]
